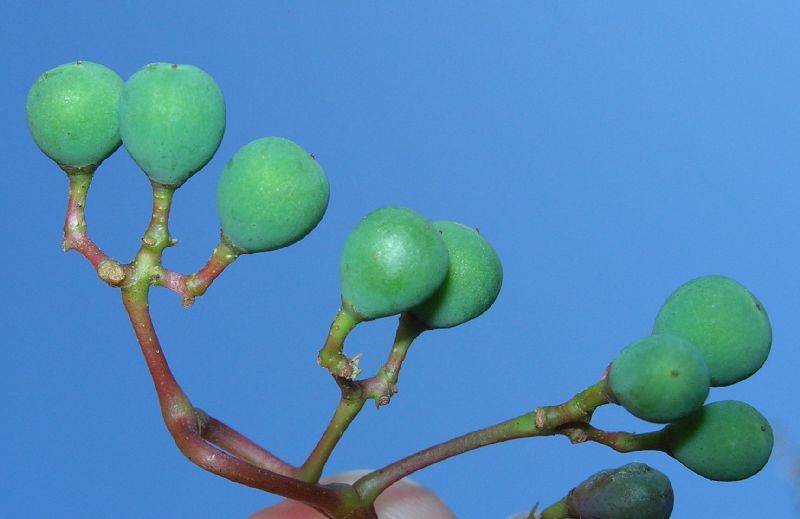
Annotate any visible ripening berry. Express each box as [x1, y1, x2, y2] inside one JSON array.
[[653, 275, 771, 387], [27, 61, 123, 168], [566, 463, 674, 519], [340, 207, 449, 320], [216, 137, 329, 253], [666, 400, 773, 481], [118, 63, 225, 186], [609, 334, 710, 423], [411, 221, 502, 329]]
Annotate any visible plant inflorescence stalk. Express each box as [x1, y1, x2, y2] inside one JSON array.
[[159, 238, 240, 306], [318, 307, 362, 378], [56, 166, 672, 519], [196, 410, 298, 476], [355, 412, 540, 505], [62, 166, 117, 273], [301, 313, 426, 484]]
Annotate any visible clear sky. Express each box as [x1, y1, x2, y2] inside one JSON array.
[[3, 2, 799, 518]]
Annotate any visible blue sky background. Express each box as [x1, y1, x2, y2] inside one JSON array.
[[3, 2, 799, 518]]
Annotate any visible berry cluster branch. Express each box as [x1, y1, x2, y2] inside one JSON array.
[[121, 281, 357, 515], [352, 377, 617, 507], [300, 312, 426, 483], [116, 186, 375, 517], [556, 423, 668, 453], [157, 238, 240, 307], [32, 61, 776, 519]]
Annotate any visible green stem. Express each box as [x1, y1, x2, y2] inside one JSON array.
[[557, 423, 668, 453], [362, 313, 425, 406], [298, 379, 368, 483], [317, 307, 362, 378], [535, 379, 612, 430], [539, 498, 570, 519], [354, 412, 540, 505], [301, 314, 424, 481]]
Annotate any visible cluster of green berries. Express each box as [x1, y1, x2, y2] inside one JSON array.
[[607, 275, 773, 481], [339, 207, 503, 328], [28, 61, 774, 516], [26, 61, 504, 326], [26, 61, 329, 252]]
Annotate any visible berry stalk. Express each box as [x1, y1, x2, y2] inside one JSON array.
[[159, 238, 240, 306], [537, 498, 569, 519], [62, 166, 120, 277], [121, 282, 344, 511], [300, 314, 425, 482]]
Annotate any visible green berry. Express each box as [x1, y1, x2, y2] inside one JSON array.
[[27, 61, 123, 168], [567, 463, 674, 519], [411, 221, 502, 329], [118, 63, 225, 186], [666, 400, 773, 481], [340, 207, 449, 320], [653, 275, 771, 386], [216, 137, 329, 253], [609, 334, 710, 423]]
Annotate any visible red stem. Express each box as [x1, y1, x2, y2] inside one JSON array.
[[199, 412, 299, 476], [158, 238, 240, 306], [121, 284, 345, 513]]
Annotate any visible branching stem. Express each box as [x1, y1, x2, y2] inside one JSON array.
[[317, 307, 362, 378], [62, 166, 125, 286], [159, 238, 240, 306]]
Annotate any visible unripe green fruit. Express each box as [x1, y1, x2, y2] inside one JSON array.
[[609, 334, 710, 423], [340, 207, 449, 320], [118, 63, 225, 186], [411, 221, 502, 329], [567, 463, 674, 519], [27, 61, 123, 168], [666, 400, 773, 481], [653, 275, 771, 386], [216, 137, 329, 253]]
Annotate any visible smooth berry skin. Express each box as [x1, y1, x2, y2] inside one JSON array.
[[27, 61, 123, 168], [666, 400, 773, 481], [216, 137, 329, 253], [340, 207, 449, 320], [118, 63, 225, 186], [609, 334, 710, 423], [653, 275, 771, 387], [411, 221, 502, 329], [567, 463, 674, 519]]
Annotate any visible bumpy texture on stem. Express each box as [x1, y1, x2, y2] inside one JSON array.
[[62, 167, 118, 274]]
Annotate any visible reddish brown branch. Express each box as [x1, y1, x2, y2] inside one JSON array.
[[197, 411, 298, 477], [158, 238, 240, 306], [121, 283, 348, 514]]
